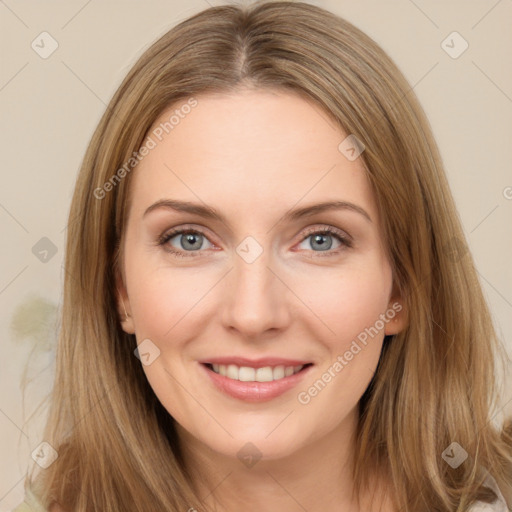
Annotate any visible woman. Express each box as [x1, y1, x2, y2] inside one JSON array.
[[14, 1, 512, 511]]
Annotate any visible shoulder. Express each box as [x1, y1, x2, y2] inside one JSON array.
[[12, 500, 66, 512], [467, 500, 509, 512], [11, 486, 67, 512], [466, 472, 510, 512]]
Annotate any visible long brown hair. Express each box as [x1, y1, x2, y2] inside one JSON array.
[[24, 1, 512, 510]]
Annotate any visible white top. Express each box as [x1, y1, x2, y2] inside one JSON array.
[[467, 472, 510, 511]]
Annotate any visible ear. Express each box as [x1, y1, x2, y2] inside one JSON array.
[[384, 283, 408, 336], [115, 269, 135, 335]]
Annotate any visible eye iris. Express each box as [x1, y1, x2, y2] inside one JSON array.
[[181, 232, 202, 250], [311, 233, 332, 251]]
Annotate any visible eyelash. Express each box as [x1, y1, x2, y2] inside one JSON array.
[[157, 225, 352, 259]]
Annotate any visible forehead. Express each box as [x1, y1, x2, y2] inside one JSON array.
[[129, 89, 377, 224]]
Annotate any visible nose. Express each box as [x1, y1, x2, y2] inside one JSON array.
[[221, 247, 291, 339]]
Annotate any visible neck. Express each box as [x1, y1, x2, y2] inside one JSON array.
[[175, 408, 391, 512]]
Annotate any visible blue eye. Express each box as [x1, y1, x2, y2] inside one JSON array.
[[297, 227, 352, 255], [160, 229, 212, 257], [158, 226, 351, 258]]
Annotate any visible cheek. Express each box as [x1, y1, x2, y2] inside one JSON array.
[[295, 257, 393, 348], [302, 261, 392, 406], [126, 256, 214, 340]]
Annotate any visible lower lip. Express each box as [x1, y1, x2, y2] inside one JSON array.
[[199, 363, 313, 402]]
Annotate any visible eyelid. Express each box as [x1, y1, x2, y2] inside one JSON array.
[[158, 224, 212, 243], [299, 225, 352, 244]]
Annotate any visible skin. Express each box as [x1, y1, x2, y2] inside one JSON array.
[[117, 88, 406, 512]]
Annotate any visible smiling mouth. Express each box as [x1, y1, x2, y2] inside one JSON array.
[[203, 363, 314, 382]]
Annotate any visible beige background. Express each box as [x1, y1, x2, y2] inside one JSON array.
[[1, 0, 511, 509]]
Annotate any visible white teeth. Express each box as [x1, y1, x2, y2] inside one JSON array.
[[227, 364, 239, 380], [271, 366, 284, 380], [212, 364, 305, 381], [239, 366, 255, 381]]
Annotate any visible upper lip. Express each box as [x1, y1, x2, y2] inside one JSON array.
[[199, 357, 313, 368]]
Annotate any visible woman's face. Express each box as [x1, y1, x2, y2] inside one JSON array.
[[118, 88, 405, 462]]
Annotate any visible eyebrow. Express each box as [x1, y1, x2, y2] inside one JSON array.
[[143, 199, 372, 224]]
